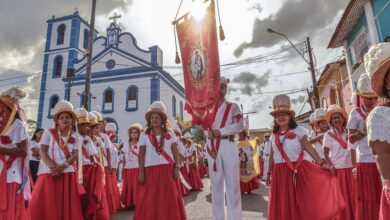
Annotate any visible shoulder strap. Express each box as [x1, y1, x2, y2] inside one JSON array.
[[220, 103, 232, 129], [328, 132, 348, 149], [49, 128, 71, 158], [356, 107, 367, 121]]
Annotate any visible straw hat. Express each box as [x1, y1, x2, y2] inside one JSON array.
[[184, 132, 193, 142], [0, 87, 26, 110], [74, 107, 90, 125], [314, 108, 327, 123], [364, 43, 390, 97], [220, 77, 230, 85], [356, 73, 378, 98], [172, 124, 182, 135], [264, 133, 270, 137], [309, 113, 315, 126], [87, 112, 98, 126], [128, 123, 143, 134], [269, 94, 295, 117], [105, 123, 117, 132], [91, 111, 103, 123], [53, 100, 77, 124], [145, 101, 167, 122], [325, 104, 348, 123]]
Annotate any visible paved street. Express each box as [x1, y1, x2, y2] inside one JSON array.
[[111, 178, 269, 220]]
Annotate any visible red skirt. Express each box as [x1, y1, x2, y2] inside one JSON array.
[[188, 166, 203, 191], [198, 161, 208, 177], [177, 178, 190, 197], [240, 178, 260, 193], [356, 163, 382, 220], [334, 168, 356, 220], [258, 157, 264, 177], [121, 168, 139, 208], [379, 179, 390, 220], [0, 183, 29, 220], [134, 164, 186, 220], [268, 160, 346, 220], [109, 170, 121, 210], [30, 173, 83, 220], [81, 165, 109, 220], [104, 167, 117, 215]]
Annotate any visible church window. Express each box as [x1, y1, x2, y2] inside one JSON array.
[[126, 86, 138, 111], [180, 101, 183, 120], [53, 56, 63, 78], [172, 95, 176, 117], [83, 29, 89, 49], [48, 95, 59, 118], [102, 88, 114, 113], [57, 24, 66, 45]]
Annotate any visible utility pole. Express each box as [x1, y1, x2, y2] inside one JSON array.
[[84, 0, 97, 110], [307, 37, 321, 109], [66, 68, 75, 101]]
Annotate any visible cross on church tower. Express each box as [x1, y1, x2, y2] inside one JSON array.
[[109, 13, 121, 24]]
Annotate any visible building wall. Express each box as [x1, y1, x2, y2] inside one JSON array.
[[372, 0, 390, 41], [347, 14, 368, 67]]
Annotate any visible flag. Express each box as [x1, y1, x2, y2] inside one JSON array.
[[175, 0, 220, 129]]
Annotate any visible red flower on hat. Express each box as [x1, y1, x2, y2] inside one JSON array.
[[0, 135, 12, 145], [68, 136, 75, 144], [286, 131, 297, 140], [164, 132, 171, 140]]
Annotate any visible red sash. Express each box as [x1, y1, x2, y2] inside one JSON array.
[[207, 103, 232, 171], [0, 153, 17, 210], [49, 128, 86, 194], [328, 132, 348, 149], [274, 131, 304, 186], [315, 132, 323, 146], [147, 132, 174, 164], [130, 144, 139, 157], [82, 141, 91, 163], [356, 107, 367, 121]]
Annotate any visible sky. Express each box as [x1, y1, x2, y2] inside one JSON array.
[[0, 0, 349, 129]]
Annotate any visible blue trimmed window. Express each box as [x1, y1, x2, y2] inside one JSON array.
[[102, 88, 114, 113], [172, 95, 176, 117], [52, 55, 63, 78], [126, 86, 138, 112], [48, 95, 59, 118], [180, 101, 183, 120], [57, 24, 66, 45], [83, 29, 89, 49]]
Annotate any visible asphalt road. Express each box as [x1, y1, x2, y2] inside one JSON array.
[[111, 177, 269, 220]]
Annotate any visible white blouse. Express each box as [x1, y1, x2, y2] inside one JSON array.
[[367, 106, 390, 144], [0, 119, 29, 183], [37, 129, 79, 175], [308, 130, 326, 159], [270, 126, 311, 164], [138, 131, 177, 167], [322, 130, 353, 169], [123, 142, 139, 169], [81, 136, 97, 165]]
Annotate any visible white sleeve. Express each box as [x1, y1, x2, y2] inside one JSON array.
[[39, 130, 51, 146], [346, 110, 359, 130], [102, 134, 111, 149], [322, 132, 332, 150], [10, 121, 29, 144], [138, 132, 146, 146], [295, 126, 308, 140], [170, 131, 177, 144], [219, 103, 244, 136]]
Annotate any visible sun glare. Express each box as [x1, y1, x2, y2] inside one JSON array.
[[190, 0, 208, 21]]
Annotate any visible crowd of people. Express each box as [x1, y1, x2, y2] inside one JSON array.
[[0, 43, 389, 220]]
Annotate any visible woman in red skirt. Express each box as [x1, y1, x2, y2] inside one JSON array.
[[323, 104, 356, 220], [30, 100, 83, 220], [365, 42, 390, 220], [134, 101, 186, 220], [347, 73, 382, 220], [197, 144, 207, 178], [184, 132, 203, 191], [105, 123, 121, 210], [238, 129, 259, 194], [0, 88, 30, 220], [172, 125, 191, 197], [267, 94, 345, 220], [74, 108, 109, 220], [121, 123, 142, 208]]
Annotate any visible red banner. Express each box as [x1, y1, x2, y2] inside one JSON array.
[[175, 0, 220, 129]]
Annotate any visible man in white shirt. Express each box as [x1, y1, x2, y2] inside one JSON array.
[[206, 77, 244, 220]]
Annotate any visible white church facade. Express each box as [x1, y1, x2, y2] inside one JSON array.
[[37, 11, 188, 141]]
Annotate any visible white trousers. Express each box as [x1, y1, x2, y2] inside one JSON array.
[[262, 158, 269, 180], [206, 139, 242, 220]]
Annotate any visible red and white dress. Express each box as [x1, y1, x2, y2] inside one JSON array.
[[367, 106, 390, 220], [268, 126, 345, 220], [347, 107, 382, 220], [133, 130, 186, 220], [308, 129, 325, 159], [30, 129, 83, 220], [186, 144, 203, 191], [120, 141, 139, 208], [109, 142, 121, 210], [0, 119, 30, 220], [80, 136, 109, 220], [323, 128, 356, 220]]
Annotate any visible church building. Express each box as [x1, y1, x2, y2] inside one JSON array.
[[37, 11, 188, 141]]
